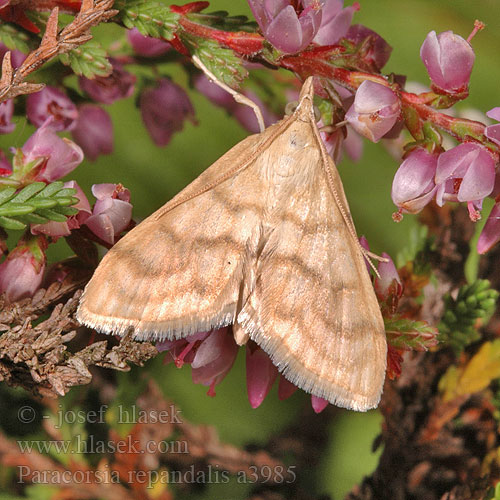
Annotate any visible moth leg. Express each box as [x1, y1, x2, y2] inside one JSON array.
[[192, 55, 265, 133]]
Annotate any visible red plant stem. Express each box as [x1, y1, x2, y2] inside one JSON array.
[[173, 5, 496, 150], [178, 16, 264, 55], [401, 91, 487, 141]]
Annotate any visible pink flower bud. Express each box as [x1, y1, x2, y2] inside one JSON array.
[[194, 74, 235, 110], [0, 99, 14, 134], [248, 0, 322, 54], [140, 79, 195, 147], [391, 148, 438, 214], [374, 252, 403, 301], [0, 149, 11, 176], [246, 342, 278, 408], [84, 183, 132, 245], [278, 375, 298, 400], [346, 24, 392, 71], [71, 104, 113, 161], [313, 0, 356, 46], [191, 328, 239, 395], [311, 395, 329, 413], [232, 89, 277, 133], [477, 201, 500, 254], [195, 75, 276, 133], [22, 120, 84, 182], [345, 80, 400, 142], [485, 107, 500, 147], [26, 86, 78, 131], [0, 42, 25, 68], [31, 181, 91, 237], [0, 236, 46, 303], [420, 30, 475, 93], [435, 143, 495, 212], [79, 60, 136, 104], [127, 28, 171, 57]]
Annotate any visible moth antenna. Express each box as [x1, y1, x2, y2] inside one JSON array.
[[192, 55, 265, 133], [307, 96, 387, 280]]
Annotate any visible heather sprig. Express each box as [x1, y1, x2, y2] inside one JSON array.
[[0, 182, 79, 230], [439, 280, 499, 356]]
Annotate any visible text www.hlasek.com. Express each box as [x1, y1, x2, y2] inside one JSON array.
[[17, 435, 189, 455]]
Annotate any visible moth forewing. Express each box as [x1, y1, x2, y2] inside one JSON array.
[[76, 77, 387, 411]]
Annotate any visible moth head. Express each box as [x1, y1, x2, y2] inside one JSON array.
[[287, 77, 321, 123]]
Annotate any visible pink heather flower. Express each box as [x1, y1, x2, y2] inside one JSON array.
[[127, 28, 171, 57], [0, 42, 25, 68], [0, 149, 11, 176], [194, 73, 235, 109], [71, 104, 113, 161], [343, 126, 364, 161], [485, 107, 500, 147], [84, 183, 132, 245], [391, 148, 438, 214], [0, 99, 15, 134], [248, 0, 322, 54], [420, 30, 475, 94], [158, 328, 239, 396], [278, 375, 298, 400], [21, 120, 84, 182], [477, 202, 500, 254], [374, 252, 403, 302], [233, 89, 278, 133], [0, 236, 47, 303], [191, 328, 239, 395], [346, 24, 392, 71], [311, 395, 329, 413], [246, 342, 278, 408], [345, 80, 400, 143], [435, 143, 495, 220], [31, 181, 91, 238], [26, 86, 78, 131], [140, 79, 195, 147], [195, 74, 276, 133], [320, 127, 344, 163], [313, 0, 357, 46], [79, 60, 136, 104]]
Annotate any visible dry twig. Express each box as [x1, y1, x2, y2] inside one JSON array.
[[0, 0, 117, 102], [0, 290, 158, 398]]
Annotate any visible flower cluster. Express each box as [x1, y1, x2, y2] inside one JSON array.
[[0, 29, 197, 303], [156, 241, 402, 411], [0, 0, 498, 414]]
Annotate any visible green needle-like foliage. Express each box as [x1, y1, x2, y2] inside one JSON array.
[[439, 280, 499, 356], [0, 182, 79, 231]]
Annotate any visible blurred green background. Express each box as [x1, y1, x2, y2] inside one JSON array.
[[1, 1, 500, 498]]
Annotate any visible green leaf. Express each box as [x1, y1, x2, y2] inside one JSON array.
[[0, 23, 35, 54], [11, 182, 45, 203], [35, 208, 67, 222], [191, 39, 248, 88], [439, 279, 499, 355], [0, 187, 17, 205], [0, 216, 26, 230], [0, 203, 35, 217], [385, 316, 438, 351], [35, 181, 63, 198], [55, 188, 78, 198], [59, 41, 112, 79], [188, 10, 256, 32], [0, 181, 81, 230], [17, 213, 50, 224], [53, 206, 79, 216], [120, 1, 180, 40]]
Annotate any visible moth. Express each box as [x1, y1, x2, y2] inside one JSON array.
[[77, 76, 387, 411]]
